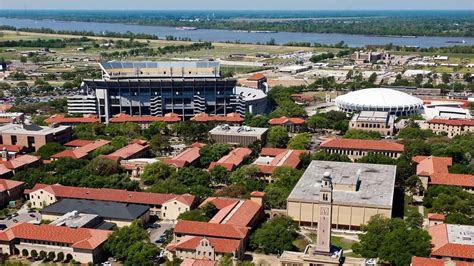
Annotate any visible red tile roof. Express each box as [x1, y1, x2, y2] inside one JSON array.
[[109, 113, 181, 123], [181, 258, 216, 266], [0, 223, 110, 250], [52, 139, 110, 159], [268, 116, 305, 125], [165, 194, 197, 207], [65, 139, 94, 147], [250, 191, 265, 197], [0, 144, 26, 153], [200, 197, 262, 227], [164, 144, 203, 168], [102, 143, 149, 160], [209, 148, 252, 171], [429, 224, 474, 260], [247, 73, 266, 81], [0, 104, 13, 112], [26, 183, 194, 206], [320, 138, 404, 152], [413, 156, 474, 188], [428, 213, 445, 221], [0, 179, 24, 192], [190, 112, 244, 123], [167, 235, 241, 254], [0, 155, 40, 173], [428, 119, 474, 127], [174, 220, 249, 239], [411, 256, 471, 266], [431, 173, 474, 188], [45, 114, 98, 124], [0, 117, 13, 124], [255, 148, 307, 174]]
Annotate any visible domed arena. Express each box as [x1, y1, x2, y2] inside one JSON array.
[[335, 88, 424, 116]]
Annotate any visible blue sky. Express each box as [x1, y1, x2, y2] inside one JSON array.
[[0, 0, 473, 10]]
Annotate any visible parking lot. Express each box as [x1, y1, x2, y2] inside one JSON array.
[[0, 212, 41, 228], [148, 220, 174, 245]]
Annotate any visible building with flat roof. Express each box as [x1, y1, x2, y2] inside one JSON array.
[[50, 211, 105, 229], [0, 223, 110, 264], [320, 138, 404, 161], [41, 198, 150, 227], [25, 183, 196, 219], [427, 119, 474, 138], [429, 224, 474, 263], [209, 125, 268, 146], [0, 124, 72, 151], [349, 111, 395, 136], [234, 87, 268, 115], [78, 61, 244, 122], [67, 95, 97, 115], [287, 160, 396, 230]]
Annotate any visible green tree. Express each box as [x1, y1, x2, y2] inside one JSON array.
[[141, 161, 173, 186], [210, 165, 230, 185], [357, 153, 397, 165], [105, 221, 149, 261], [264, 167, 303, 209], [177, 209, 209, 222], [250, 216, 299, 254], [405, 211, 423, 229], [124, 242, 159, 266], [111, 136, 128, 149], [267, 126, 289, 148], [199, 144, 231, 167], [288, 133, 311, 150], [86, 157, 123, 176], [368, 72, 377, 83], [343, 129, 381, 140], [36, 142, 65, 159], [149, 134, 171, 156], [144, 121, 168, 139], [441, 73, 451, 84]]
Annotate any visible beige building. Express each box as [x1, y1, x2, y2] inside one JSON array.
[[349, 111, 395, 136], [209, 125, 267, 146], [0, 223, 110, 264], [0, 179, 25, 207], [0, 124, 72, 151], [286, 160, 396, 230], [427, 119, 474, 138]]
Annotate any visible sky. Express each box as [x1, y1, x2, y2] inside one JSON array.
[[0, 0, 473, 10]]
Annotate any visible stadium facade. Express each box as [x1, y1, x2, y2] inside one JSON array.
[[75, 61, 263, 122]]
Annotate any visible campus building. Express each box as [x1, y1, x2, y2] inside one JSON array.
[[0, 124, 72, 151], [78, 61, 244, 122], [319, 138, 404, 161], [427, 119, 474, 138], [349, 111, 395, 136], [209, 125, 268, 146], [428, 224, 474, 263], [286, 161, 396, 230], [0, 179, 25, 207]]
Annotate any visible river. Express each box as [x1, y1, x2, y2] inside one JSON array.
[[1, 17, 472, 48]]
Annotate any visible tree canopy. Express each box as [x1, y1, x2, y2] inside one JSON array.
[[267, 126, 289, 148], [287, 133, 311, 150], [250, 216, 299, 254]]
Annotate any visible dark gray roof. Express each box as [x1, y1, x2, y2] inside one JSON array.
[[41, 199, 149, 221]]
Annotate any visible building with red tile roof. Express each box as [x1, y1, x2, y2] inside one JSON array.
[[25, 183, 196, 219], [246, 73, 267, 90], [411, 256, 472, 266], [0, 178, 24, 207], [109, 113, 181, 129], [190, 112, 244, 124], [427, 119, 474, 138], [0, 223, 110, 264], [253, 148, 308, 179], [428, 224, 474, 262], [51, 139, 110, 160], [167, 193, 264, 262], [163, 143, 204, 168], [0, 112, 24, 125], [181, 258, 217, 266], [45, 114, 99, 127], [428, 213, 446, 227], [99, 143, 149, 162], [413, 156, 474, 193], [64, 139, 94, 147], [268, 116, 305, 132], [247, 73, 266, 81], [0, 154, 41, 178], [320, 138, 404, 161], [209, 147, 251, 171], [0, 144, 27, 154]]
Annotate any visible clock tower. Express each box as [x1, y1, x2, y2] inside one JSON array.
[[315, 171, 333, 253]]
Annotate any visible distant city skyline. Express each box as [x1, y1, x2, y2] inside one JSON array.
[[0, 0, 473, 11]]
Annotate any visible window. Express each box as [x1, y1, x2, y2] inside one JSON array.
[[11, 135, 17, 145]]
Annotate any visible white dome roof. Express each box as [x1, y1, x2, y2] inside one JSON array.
[[335, 88, 423, 110]]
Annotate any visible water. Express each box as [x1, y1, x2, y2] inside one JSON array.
[[1, 17, 473, 48]]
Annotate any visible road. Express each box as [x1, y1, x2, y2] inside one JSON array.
[[148, 220, 174, 244]]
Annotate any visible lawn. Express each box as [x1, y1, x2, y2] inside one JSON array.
[[303, 232, 357, 251]]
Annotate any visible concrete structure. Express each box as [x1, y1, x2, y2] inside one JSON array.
[[268, 116, 305, 133], [279, 65, 311, 74], [235, 87, 268, 115], [209, 125, 268, 146], [428, 224, 474, 263], [0, 124, 72, 151], [413, 156, 474, 194], [67, 94, 97, 115], [423, 102, 472, 120], [0, 179, 25, 207], [41, 198, 150, 228], [351, 50, 386, 63], [335, 88, 423, 116], [25, 183, 196, 219], [403, 69, 432, 77], [287, 161, 396, 230], [45, 114, 98, 127], [0, 223, 110, 264], [167, 194, 264, 262], [320, 138, 404, 161], [50, 211, 105, 229], [349, 111, 395, 136], [79, 61, 242, 122], [427, 119, 474, 138]]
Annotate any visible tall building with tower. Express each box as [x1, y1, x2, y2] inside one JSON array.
[[315, 171, 333, 254]]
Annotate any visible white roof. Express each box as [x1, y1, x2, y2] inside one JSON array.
[[335, 88, 423, 109], [235, 87, 267, 101], [403, 69, 432, 76]]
